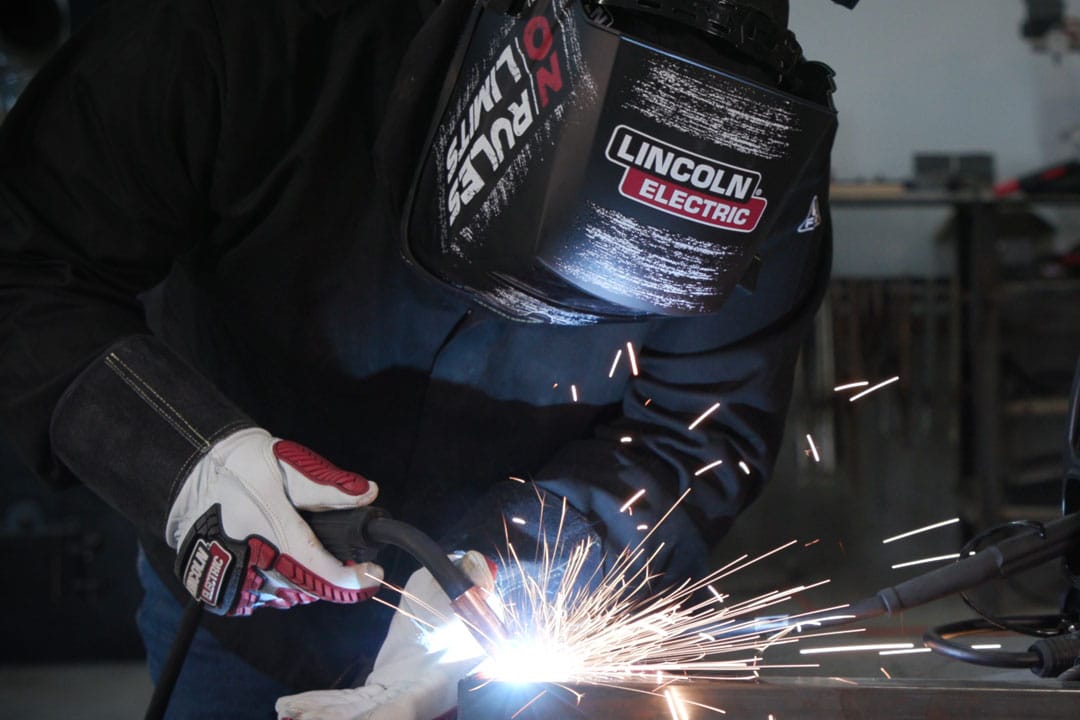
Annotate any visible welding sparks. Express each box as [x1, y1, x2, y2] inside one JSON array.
[[664, 688, 689, 720], [847, 376, 900, 402], [510, 690, 548, 719], [738, 461, 751, 475], [620, 436, 633, 444], [477, 493, 841, 687], [971, 643, 1002, 650], [511, 517, 527, 526], [880, 667, 892, 679], [881, 517, 959, 544], [571, 384, 579, 403], [609, 348, 623, 378], [879, 647, 932, 656], [619, 489, 646, 513], [694, 459, 724, 476], [688, 402, 720, 430], [626, 342, 639, 376], [800, 642, 914, 655], [636, 524, 649, 531], [805, 434, 820, 463], [891, 553, 960, 569], [833, 381, 870, 392], [509, 476, 527, 484]]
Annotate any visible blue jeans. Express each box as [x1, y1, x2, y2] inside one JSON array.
[[136, 549, 292, 720]]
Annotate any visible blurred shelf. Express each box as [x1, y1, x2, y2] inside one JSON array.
[[996, 504, 1063, 522], [1003, 397, 1070, 417], [998, 278, 1080, 298]]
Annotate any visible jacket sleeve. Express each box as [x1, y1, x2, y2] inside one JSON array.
[[444, 189, 833, 588], [533, 215, 831, 585], [0, 1, 234, 534]]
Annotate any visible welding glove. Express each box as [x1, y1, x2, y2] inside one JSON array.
[[166, 427, 382, 616], [275, 550, 497, 720]]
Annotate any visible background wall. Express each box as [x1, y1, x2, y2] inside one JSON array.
[[791, 0, 1080, 276]]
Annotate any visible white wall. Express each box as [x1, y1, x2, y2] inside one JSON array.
[[789, 0, 1080, 275]]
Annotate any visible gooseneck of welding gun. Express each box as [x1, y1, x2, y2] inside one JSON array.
[[145, 506, 505, 720], [302, 507, 508, 656]]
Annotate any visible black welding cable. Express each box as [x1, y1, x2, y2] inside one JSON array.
[[144, 597, 203, 720], [922, 616, 1047, 670]]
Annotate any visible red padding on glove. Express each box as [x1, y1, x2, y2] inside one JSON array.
[[233, 537, 378, 616], [274, 550, 379, 604], [273, 440, 371, 495]]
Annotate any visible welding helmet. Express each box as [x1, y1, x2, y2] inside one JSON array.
[[401, 0, 840, 324]]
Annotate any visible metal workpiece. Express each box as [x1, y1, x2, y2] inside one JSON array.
[[458, 676, 1080, 720]]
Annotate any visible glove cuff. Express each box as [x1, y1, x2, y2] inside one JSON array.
[[50, 335, 254, 537]]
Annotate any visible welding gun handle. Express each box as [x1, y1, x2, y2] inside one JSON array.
[[302, 508, 474, 599], [301, 506, 391, 564]]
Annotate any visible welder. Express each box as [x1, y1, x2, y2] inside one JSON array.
[[0, 0, 857, 718]]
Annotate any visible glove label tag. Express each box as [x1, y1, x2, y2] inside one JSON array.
[[183, 538, 234, 607]]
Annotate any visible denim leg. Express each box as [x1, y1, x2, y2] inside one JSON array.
[[136, 548, 292, 720]]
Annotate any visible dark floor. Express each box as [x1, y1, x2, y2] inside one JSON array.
[[0, 661, 152, 719]]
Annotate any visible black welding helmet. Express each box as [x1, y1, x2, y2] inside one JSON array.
[[401, 0, 839, 324]]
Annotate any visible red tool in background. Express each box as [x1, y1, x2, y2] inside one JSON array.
[[994, 160, 1080, 197]]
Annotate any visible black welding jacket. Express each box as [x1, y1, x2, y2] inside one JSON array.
[[0, 0, 833, 691]]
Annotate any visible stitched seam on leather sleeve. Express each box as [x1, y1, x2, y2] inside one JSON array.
[[104, 352, 211, 451]]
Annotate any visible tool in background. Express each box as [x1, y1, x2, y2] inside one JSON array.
[[795, 357, 1080, 680], [144, 507, 508, 720], [994, 159, 1080, 197]]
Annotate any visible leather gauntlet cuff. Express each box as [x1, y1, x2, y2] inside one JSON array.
[[50, 334, 254, 536]]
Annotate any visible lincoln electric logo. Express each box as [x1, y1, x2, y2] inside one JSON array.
[[184, 539, 233, 607], [605, 125, 768, 233]]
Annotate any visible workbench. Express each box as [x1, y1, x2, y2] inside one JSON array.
[[459, 674, 1080, 719]]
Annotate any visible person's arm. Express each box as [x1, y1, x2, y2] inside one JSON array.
[[0, 0, 384, 613], [535, 211, 831, 583], [443, 174, 833, 589]]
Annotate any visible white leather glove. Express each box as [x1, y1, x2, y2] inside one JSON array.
[[275, 551, 497, 720], [167, 427, 382, 616]]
